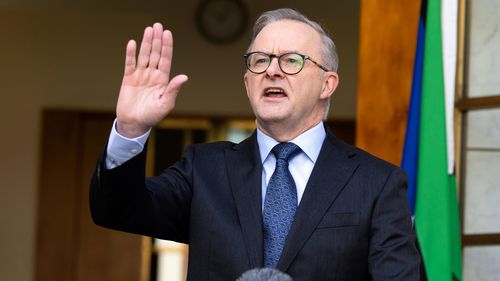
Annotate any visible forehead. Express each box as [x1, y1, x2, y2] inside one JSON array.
[[251, 20, 323, 54]]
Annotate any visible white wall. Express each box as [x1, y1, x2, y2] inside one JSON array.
[[0, 1, 359, 280]]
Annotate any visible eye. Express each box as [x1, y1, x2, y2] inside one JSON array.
[[248, 53, 270, 66], [254, 57, 269, 65], [282, 54, 303, 66]]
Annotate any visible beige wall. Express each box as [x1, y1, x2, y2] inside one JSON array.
[[0, 1, 359, 280]]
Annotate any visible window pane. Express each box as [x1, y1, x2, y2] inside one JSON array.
[[466, 108, 500, 149], [154, 239, 187, 281], [464, 246, 500, 281], [464, 151, 500, 234], [467, 0, 500, 97]]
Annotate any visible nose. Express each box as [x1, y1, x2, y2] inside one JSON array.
[[265, 57, 285, 78]]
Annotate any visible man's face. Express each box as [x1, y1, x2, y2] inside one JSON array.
[[244, 20, 338, 135]]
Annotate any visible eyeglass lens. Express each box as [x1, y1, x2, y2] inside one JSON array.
[[246, 53, 305, 74]]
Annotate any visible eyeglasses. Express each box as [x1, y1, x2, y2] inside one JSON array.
[[244, 52, 330, 75]]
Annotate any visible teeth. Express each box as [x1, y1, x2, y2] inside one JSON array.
[[266, 88, 284, 93]]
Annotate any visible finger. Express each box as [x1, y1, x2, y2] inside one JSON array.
[[124, 40, 137, 76], [165, 74, 188, 97], [149, 23, 163, 69], [137, 26, 153, 69], [159, 30, 174, 80]]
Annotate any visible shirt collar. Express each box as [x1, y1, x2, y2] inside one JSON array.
[[256, 122, 326, 164]]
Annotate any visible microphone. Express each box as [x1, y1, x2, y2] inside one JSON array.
[[236, 268, 293, 281]]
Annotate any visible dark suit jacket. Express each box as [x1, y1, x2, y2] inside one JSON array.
[[90, 128, 421, 281]]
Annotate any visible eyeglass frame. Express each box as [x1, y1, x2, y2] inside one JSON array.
[[243, 51, 330, 75]]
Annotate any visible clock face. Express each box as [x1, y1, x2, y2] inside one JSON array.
[[196, 0, 249, 44]]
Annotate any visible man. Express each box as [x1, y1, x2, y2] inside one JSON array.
[[90, 8, 421, 281]]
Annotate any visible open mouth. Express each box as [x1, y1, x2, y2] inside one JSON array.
[[264, 87, 287, 98]]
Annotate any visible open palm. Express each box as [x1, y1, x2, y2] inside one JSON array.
[[116, 23, 188, 138]]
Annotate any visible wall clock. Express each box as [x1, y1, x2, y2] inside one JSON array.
[[195, 0, 249, 44]]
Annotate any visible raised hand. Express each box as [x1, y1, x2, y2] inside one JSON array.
[[116, 23, 188, 138]]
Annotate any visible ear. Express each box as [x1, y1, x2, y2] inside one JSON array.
[[320, 72, 339, 99], [244, 73, 250, 97]]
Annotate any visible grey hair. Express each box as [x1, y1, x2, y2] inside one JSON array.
[[247, 8, 339, 72], [236, 268, 294, 281]]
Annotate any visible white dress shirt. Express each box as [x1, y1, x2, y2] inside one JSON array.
[[256, 122, 325, 206], [106, 120, 326, 207], [105, 119, 151, 169]]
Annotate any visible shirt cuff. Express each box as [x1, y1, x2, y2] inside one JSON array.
[[105, 119, 151, 169]]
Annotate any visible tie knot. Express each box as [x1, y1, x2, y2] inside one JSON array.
[[272, 142, 301, 161]]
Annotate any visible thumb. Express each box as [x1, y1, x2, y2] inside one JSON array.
[[166, 74, 189, 96]]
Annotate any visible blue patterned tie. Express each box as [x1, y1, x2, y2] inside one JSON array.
[[263, 142, 301, 268]]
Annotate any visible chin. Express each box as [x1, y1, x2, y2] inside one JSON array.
[[256, 113, 290, 126], [256, 104, 290, 117]]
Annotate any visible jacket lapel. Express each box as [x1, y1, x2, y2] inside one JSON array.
[[277, 131, 360, 271], [225, 132, 264, 268]]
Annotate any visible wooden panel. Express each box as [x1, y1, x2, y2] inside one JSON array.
[[76, 113, 146, 281], [356, 0, 421, 165], [36, 110, 148, 281], [325, 120, 356, 145], [463, 234, 500, 246], [456, 95, 500, 110], [35, 110, 81, 281]]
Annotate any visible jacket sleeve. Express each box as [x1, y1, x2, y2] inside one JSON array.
[[89, 145, 194, 243], [368, 167, 422, 281]]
